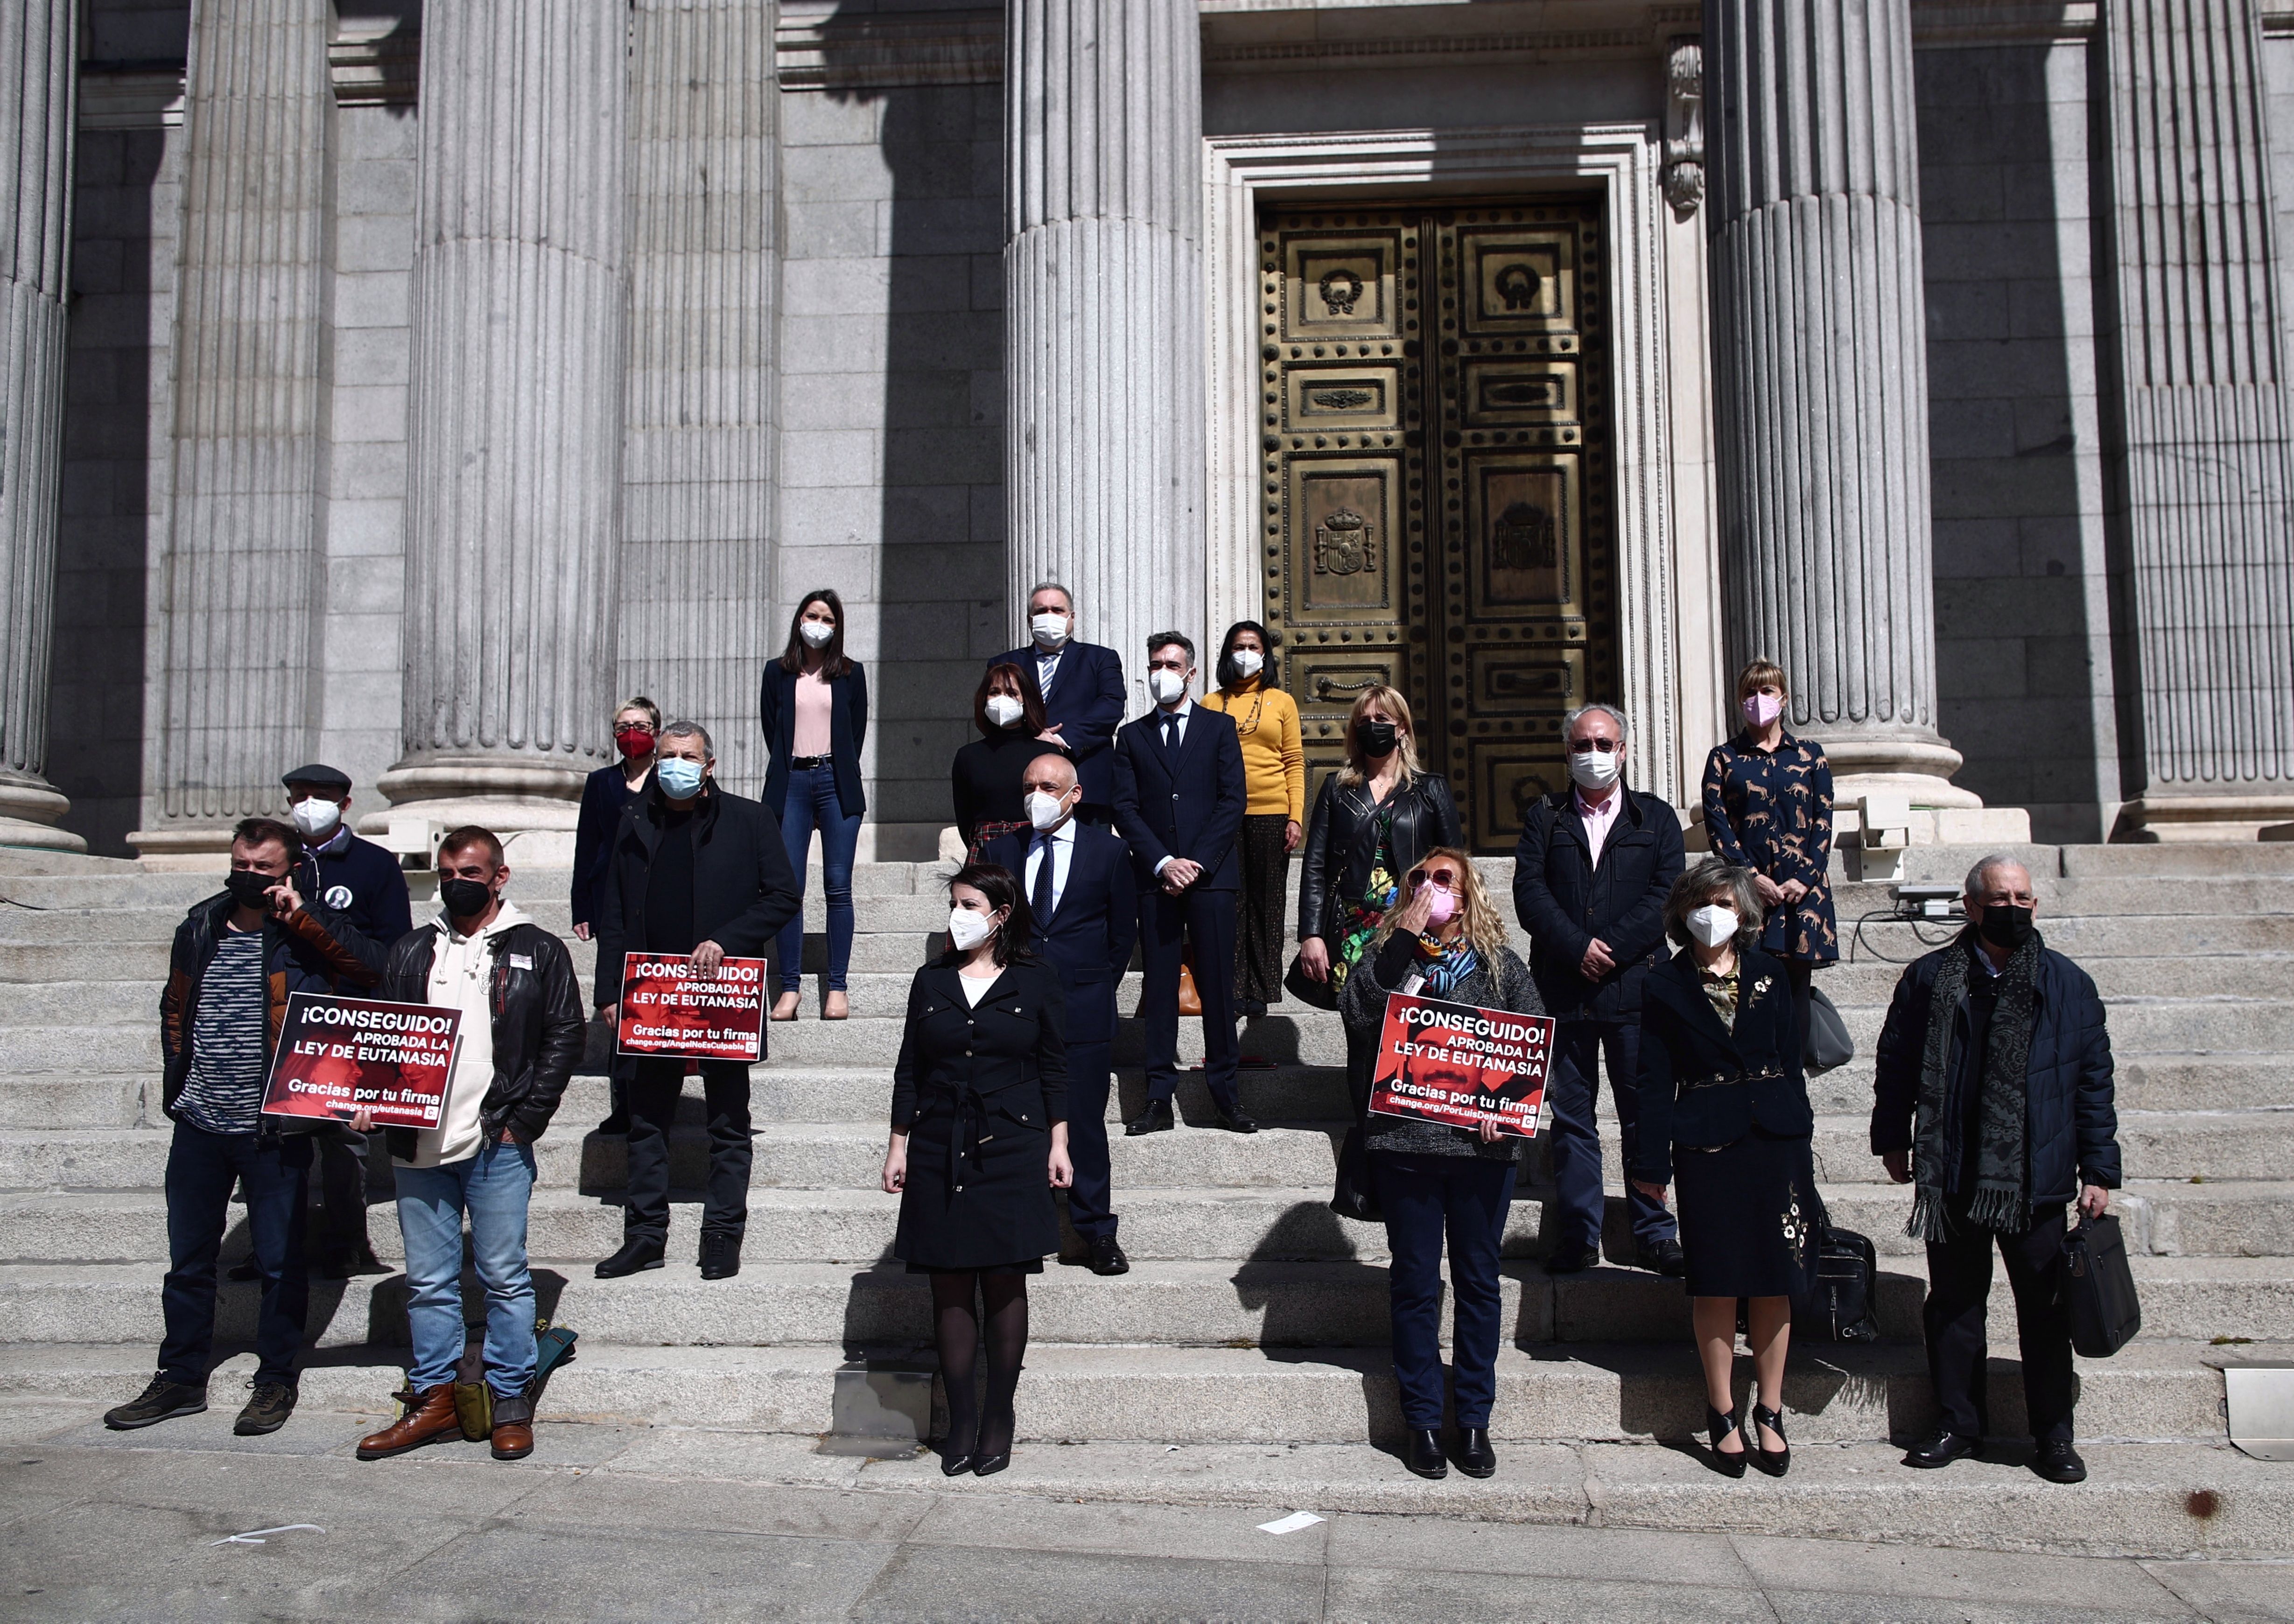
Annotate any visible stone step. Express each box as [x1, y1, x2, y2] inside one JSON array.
[[1816, 954, 2294, 1005], [0, 1337, 2247, 1451], [4, 1250, 2287, 1350], [2060, 843, 2294, 876], [0, 1075, 144, 1131]]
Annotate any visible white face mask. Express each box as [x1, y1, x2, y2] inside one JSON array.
[[1031, 612, 1069, 649], [290, 798, 342, 839], [799, 619, 834, 649], [1686, 904, 1740, 948], [947, 906, 996, 951], [1568, 745, 1621, 791], [1230, 649, 1263, 679], [1148, 668, 1187, 705], [984, 694, 1024, 729], [1026, 790, 1068, 831]]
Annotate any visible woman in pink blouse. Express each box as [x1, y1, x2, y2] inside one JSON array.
[[759, 589, 870, 1020]]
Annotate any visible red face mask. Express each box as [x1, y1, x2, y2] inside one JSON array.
[[615, 727, 654, 759]]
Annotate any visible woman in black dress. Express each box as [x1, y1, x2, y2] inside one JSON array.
[[950, 662, 1051, 857], [1631, 858, 1816, 1479], [882, 863, 1073, 1477]]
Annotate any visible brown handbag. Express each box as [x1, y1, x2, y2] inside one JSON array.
[[1177, 960, 1202, 1018]]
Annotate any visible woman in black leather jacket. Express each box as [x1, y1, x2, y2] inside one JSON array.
[[1295, 685, 1463, 1108]]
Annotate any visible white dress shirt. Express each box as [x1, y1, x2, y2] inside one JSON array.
[[1150, 699, 1194, 876], [1025, 817, 1078, 920]]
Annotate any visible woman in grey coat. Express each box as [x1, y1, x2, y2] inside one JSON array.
[[1340, 847, 1545, 1483]]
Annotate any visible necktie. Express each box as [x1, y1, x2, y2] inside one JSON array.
[[1031, 834, 1055, 924], [1162, 712, 1180, 753], [1038, 653, 1057, 698]]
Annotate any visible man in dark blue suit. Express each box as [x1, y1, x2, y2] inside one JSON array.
[[1112, 632, 1252, 1136], [989, 581, 1128, 822], [985, 752, 1138, 1275]]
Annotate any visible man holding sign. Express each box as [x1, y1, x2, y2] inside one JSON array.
[[351, 827, 583, 1463], [1335, 849, 1549, 1484]]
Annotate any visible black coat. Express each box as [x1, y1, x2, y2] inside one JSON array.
[[890, 958, 1071, 1267], [982, 822, 1137, 1048], [296, 832, 412, 947], [1634, 947, 1814, 1184], [571, 762, 647, 931], [989, 640, 1127, 806], [1296, 771, 1463, 944], [377, 917, 587, 1157], [1111, 704, 1248, 892], [1871, 938, 2121, 1203], [1511, 787, 1685, 1021], [951, 728, 1041, 851], [758, 660, 870, 820], [593, 782, 802, 1011]]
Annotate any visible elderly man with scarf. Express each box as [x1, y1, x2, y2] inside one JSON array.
[[1871, 854, 2119, 1484]]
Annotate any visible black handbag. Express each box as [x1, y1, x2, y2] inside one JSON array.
[[2062, 1212, 2141, 1357], [1803, 985, 1854, 1074], [1802, 1200, 1881, 1343], [1329, 1124, 1381, 1222], [1284, 952, 1339, 1012]]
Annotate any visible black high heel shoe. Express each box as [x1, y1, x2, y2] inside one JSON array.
[[1707, 1404, 1748, 1478], [940, 1442, 975, 1477], [1750, 1402, 1790, 1477]]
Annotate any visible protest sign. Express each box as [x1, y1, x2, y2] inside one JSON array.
[[617, 952, 769, 1062], [1368, 991, 1554, 1139], [260, 993, 461, 1129]]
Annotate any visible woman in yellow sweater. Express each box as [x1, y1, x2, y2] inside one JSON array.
[[1203, 622, 1306, 1016]]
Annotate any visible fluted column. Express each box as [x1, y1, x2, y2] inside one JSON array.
[[1005, 0, 1203, 705], [1705, 0, 1972, 806], [379, 0, 628, 848], [621, 0, 777, 800], [0, 0, 82, 850], [2102, 0, 2294, 840]]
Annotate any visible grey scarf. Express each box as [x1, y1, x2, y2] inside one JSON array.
[[1907, 928, 2043, 1242]]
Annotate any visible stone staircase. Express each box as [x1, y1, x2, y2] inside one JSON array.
[[2, 841, 2292, 1553]]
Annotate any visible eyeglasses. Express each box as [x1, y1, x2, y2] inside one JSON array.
[[1568, 738, 1622, 755]]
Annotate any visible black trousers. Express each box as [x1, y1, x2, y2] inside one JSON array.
[[1139, 884, 1240, 1113], [315, 1132, 373, 1262], [1063, 1039, 1116, 1240], [1233, 814, 1291, 1006], [161, 1123, 310, 1387], [623, 1057, 752, 1245], [1923, 1199, 2076, 1443]]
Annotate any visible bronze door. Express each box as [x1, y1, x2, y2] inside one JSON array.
[[1257, 199, 1616, 853]]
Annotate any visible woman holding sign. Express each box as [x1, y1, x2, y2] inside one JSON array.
[[882, 864, 1073, 1477], [1630, 859, 1817, 1479], [1337, 848, 1543, 1483]]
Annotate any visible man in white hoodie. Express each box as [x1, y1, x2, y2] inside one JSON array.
[[351, 827, 585, 1463]]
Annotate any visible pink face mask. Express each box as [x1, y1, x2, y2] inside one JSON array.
[[1743, 691, 1785, 728], [1422, 885, 1458, 926]]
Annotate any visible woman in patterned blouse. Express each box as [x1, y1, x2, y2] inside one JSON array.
[[1700, 660, 1838, 1035]]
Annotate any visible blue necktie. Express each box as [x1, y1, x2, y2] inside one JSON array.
[[1031, 834, 1055, 924]]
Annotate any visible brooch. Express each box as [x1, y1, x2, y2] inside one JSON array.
[[1750, 976, 1773, 998]]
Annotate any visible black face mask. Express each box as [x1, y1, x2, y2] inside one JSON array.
[[1355, 719, 1398, 757], [440, 877, 495, 920], [224, 868, 276, 909], [1978, 903, 2034, 951]]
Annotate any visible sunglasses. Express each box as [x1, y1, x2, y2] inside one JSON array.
[[1412, 868, 1463, 889], [1567, 737, 1622, 755]]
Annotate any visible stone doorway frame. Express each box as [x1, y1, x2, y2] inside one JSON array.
[[1203, 122, 1715, 808]]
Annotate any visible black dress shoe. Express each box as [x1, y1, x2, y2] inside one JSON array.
[[1404, 1427, 1448, 1480], [1214, 1110, 1258, 1134], [1087, 1235, 1130, 1276], [1634, 1238, 1687, 1278], [1454, 1426, 1497, 1478], [939, 1447, 975, 1477], [698, 1233, 742, 1281], [1237, 998, 1268, 1019], [1125, 1102, 1174, 1136], [1902, 1426, 1980, 1470], [594, 1238, 666, 1279], [1543, 1244, 1600, 1275], [226, 1257, 261, 1282], [2033, 1440, 2087, 1483], [972, 1449, 1010, 1477]]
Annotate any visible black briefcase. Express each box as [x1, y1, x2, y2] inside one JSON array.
[[1803, 1221, 1881, 1343], [2062, 1212, 2142, 1357]]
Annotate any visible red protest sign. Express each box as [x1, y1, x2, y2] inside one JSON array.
[[260, 992, 462, 1130], [1368, 991, 1554, 1139], [617, 953, 768, 1062]]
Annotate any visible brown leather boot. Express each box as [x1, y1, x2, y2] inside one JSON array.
[[490, 1391, 534, 1461], [356, 1385, 462, 1460]]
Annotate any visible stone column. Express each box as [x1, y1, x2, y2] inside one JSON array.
[[2101, 0, 2294, 840], [134, 0, 332, 858], [379, 0, 628, 857], [1704, 0, 1977, 815], [621, 0, 777, 801], [1005, 0, 1203, 705], [0, 0, 83, 851]]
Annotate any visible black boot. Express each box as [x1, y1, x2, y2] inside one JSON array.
[[1404, 1427, 1448, 1480], [1454, 1427, 1497, 1478], [1707, 1405, 1748, 1478]]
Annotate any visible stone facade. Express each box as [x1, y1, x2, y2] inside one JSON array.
[[28, 0, 2294, 857]]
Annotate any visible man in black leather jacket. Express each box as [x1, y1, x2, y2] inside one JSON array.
[[351, 826, 584, 1464], [1511, 704, 1685, 1276]]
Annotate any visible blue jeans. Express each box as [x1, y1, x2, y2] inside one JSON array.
[[777, 761, 860, 994], [160, 1122, 311, 1387], [394, 1138, 537, 1395], [1375, 1151, 1517, 1430]]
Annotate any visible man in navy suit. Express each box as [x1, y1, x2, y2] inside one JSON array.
[[989, 581, 1128, 823], [985, 753, 1138, 1275], [1112, 632, 1253, 1136]]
